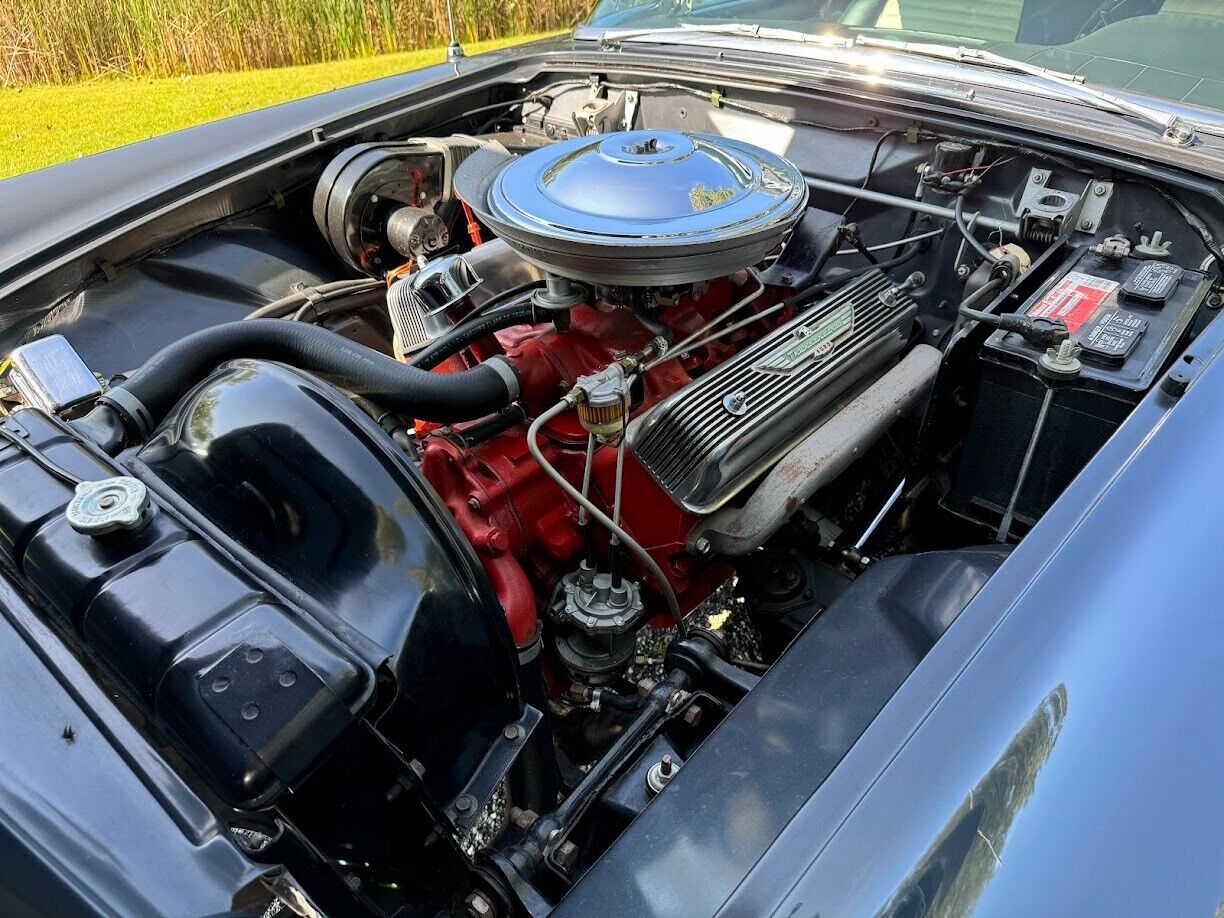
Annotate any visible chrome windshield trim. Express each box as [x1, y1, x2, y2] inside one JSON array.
[[572, 25, 1224, 141]]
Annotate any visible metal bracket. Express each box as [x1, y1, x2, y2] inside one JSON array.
[[536, 84, 637, 139], [1075, 180, 1114, 234], [1162, 116, 1196, 146], [446, 706, 542, 829], [623, 90, 639, 130], [1014, 168, 1083, 242], [573, 89, 634, 136], [1013, 171, 1115, 240]]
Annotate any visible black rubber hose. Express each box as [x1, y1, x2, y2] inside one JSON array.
[[892, 208, 921, 261], [455, 405, 528, 447], [410, 303, 537, 370], [956, 276, 1008, 322], [456, 279, 546, 325], [954, 192, 1002, 266], [594, 688, 646, 714], [97, 318, 520, 439]]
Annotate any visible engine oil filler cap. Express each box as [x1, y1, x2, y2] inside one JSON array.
[[454, 130, 808, 287], [67, 476, 153, 536]]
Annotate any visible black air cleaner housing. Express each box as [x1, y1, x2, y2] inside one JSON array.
[[454, 130, 808, 287]]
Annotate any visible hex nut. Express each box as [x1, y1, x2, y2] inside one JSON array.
[[510, 807, 539, 831]]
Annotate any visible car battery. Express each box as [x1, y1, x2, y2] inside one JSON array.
[[947, 246, 1210, 537]]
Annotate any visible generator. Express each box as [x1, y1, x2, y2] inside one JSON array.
[[948, 245, 1210, 538]]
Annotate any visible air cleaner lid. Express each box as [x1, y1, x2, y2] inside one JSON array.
[[454, 130, 807, 286]]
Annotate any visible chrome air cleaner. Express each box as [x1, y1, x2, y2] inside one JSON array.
[[453, 130, 807, 287]]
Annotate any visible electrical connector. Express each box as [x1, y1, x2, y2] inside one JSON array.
[[995, 314, 1071, 348]]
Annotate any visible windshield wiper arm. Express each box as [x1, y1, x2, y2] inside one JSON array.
[[584, 25, 1201, 144], [854, 36, 1198, 145]]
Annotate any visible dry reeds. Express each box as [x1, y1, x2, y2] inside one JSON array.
[[0, 0, 591, 86]]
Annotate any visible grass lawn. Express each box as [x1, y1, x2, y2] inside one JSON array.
[[0, 33, 554, 180]]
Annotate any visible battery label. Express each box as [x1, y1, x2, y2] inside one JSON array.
[[1122, 261, 1182, 304], [1079, 309, 1148, 363], [1028, 272, 1119, 334]]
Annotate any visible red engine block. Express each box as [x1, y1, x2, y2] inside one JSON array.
[[420, 276, 783, 649]]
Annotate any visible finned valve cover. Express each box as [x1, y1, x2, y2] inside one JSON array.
[[627, 270, 918, 513], [453, 130, 808, 287]]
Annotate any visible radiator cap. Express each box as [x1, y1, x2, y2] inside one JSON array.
[[454, 131, 807, 287]]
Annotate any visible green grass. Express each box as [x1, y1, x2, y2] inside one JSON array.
[[0, 33, 551, 180]]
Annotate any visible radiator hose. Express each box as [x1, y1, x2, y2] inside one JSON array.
[[88, 319, 520, 442]]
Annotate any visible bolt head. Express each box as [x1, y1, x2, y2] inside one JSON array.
[[503, 724, 523, 741], [464, 892, 494, 917], [482, 528, 509, 554], [722, 391, 748, 417], [1094, 183, 1108, 196], [454, 794, 477, 815], [555, 840, 580, 870], [682, 705, 704, 727]]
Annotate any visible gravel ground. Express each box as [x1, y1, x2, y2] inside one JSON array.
[[628, 579, 763, 684]]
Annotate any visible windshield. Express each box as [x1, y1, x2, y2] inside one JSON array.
[[585, 0, 1224, 113]]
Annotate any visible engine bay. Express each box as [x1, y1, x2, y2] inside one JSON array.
[[0, 68, 1219, 916]]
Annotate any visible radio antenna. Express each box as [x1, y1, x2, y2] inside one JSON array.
[[445, 0, 465, 62]]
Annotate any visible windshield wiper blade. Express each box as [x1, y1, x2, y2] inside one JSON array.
[[854, 36, 1198, 145], [855, 36, 1085, 83], [590, 22, 852, 50]]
